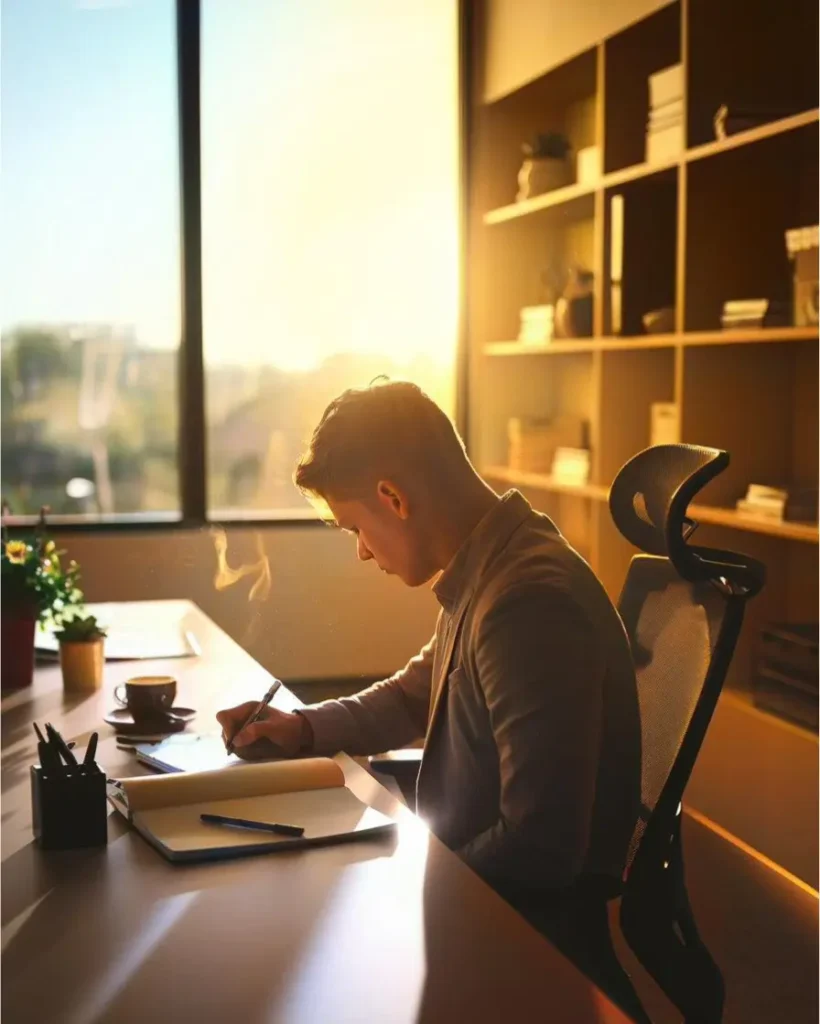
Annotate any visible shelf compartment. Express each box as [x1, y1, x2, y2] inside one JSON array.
[[603, 2, 681, 174], [604, 167, 679, 337], [680, 340, 818, 512], [598, 346, 677, 483], [687, 0, 819, 149], [477, 48, 598, 216], [684, 121, 819, 332]]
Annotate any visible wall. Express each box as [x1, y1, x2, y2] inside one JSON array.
[[57, 526, 439, 685], [481, 0, 673, 101]]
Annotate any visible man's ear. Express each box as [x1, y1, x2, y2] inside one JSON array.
[[376, 480, 410, 520]]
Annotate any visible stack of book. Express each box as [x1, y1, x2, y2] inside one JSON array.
[[646, 63, 683, 164], [550, 447, 590, 486], [736, 484, 818, 523], [736, 484, 788, 520], [507, 414, 587, 474], [507, 417, 556, 472], [721, 298, 790, 329], [517, 305, 554, 345], [753, 622, 818, 731]]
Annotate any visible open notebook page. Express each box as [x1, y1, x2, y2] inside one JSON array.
[[135, 787, 392, 856], [118, 757, 346, 813]]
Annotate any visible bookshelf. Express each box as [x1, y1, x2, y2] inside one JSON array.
[[467, 0, 818, 882]]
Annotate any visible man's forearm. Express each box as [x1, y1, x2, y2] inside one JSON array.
[[297, 637, 435, 757]]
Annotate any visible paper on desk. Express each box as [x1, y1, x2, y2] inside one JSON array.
[[36, 601, 198, 660]]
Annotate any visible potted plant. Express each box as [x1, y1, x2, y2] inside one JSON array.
[[516, 131, 573, 202], [54, 614, 108, 693], [1, 506, 83, 691]]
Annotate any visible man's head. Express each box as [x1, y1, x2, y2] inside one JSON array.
[[294, 380, 472, 586]]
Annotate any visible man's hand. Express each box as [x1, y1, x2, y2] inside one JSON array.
[[215, 702, 312, 760]]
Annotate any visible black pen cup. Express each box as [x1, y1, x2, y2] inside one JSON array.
[[30, 764, 108, 850]]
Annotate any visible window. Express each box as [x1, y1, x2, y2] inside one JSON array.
[[1, 1, 460, 523], [201, 0, 459, 517], [1, 0, 181, 520]]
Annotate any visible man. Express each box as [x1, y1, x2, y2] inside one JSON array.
[[217, 380, 641, 905]]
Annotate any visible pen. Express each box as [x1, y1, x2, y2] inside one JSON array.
[[84, 732, 99, 767], [45, 723, 78, 767], [225, 678, 283, 754], [200, 813, 304, 837]]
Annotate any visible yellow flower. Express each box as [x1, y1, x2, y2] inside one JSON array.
[[5, 540, 29, 564]]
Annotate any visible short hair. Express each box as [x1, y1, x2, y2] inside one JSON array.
[[294, 379, 466, 501]]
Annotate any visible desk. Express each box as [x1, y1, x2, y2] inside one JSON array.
[[2, 601, 628, 1024]]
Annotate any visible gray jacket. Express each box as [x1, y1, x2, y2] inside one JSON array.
[[302, 490, 641, 892]]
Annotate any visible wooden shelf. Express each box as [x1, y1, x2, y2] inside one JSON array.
[[484, 327, 817, 357], [721, 688, 819, 743], [689, 505, 819, 544], [482, 466, 609, 500], [482, 180, 595, 225], [681, 326, 818, 347], [481, 467, 818, 544], [686, 108, 819, 165], [482, 110, 819, 228]]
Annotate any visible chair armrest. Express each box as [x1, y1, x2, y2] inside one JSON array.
[[368, 748, 423, 788]]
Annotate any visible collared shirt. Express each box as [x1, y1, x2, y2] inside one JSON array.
[[302, 490, 642, 894]]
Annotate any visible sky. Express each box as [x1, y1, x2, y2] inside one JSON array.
[[1, 0, 459, 373]]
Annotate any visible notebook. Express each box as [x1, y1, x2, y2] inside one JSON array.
[[107, 757, 396, 863]]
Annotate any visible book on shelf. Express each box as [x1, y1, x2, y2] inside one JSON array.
[[720, 298, 790, 329], [646, 122, 683, 164], [550, 446, 590, 486], [507, 415, 586, 473], [648, 63, 683, 110], [517, 304, 554, 345], [736, 483, 819, 523]]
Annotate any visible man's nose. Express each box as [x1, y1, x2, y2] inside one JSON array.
[[356, 535, 373, 562]]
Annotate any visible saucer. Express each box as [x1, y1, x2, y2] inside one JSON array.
[[104, 706, 195, 736]]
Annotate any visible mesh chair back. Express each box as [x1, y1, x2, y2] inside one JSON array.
[[618, 555, 728, 867]]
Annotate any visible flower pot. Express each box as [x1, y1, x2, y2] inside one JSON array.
[[1, 612, 37, 691], [59, 639, 105, 693]]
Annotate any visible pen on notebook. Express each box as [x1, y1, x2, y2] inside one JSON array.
[[200, 813, 304, 837], [225, 678, 283, 754]]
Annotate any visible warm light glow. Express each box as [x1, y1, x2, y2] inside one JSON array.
[[201, 0, 459, 375]]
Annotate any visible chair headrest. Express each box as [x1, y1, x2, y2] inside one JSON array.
[[609, 444, 766, 597]]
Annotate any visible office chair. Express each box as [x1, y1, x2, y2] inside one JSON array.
[[608, 443, 765, 1023]]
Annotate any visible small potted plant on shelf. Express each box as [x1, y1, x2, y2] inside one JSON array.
[[1, 505, 83, 691], [516, 131, 573, 202], [54, 614, 108, 693]]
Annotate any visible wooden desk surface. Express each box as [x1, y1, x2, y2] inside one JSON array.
[[1, 601, 628, 1024]]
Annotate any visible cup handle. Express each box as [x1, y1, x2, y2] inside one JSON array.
[[114, 684, 128, 707]]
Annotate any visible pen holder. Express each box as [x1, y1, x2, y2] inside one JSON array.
[[30, 764, 108, 850]]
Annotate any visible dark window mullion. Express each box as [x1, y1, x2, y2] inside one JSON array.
[[176, 0, 207, 524]]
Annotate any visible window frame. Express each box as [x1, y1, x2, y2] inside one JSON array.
[[5, 0, 470, 535]]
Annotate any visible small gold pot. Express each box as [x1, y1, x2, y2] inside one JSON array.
[[59, 639, 104, 693]]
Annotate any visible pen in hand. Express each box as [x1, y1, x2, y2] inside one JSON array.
[[200, 813, 304, 837], [225, 679, 283, 754]]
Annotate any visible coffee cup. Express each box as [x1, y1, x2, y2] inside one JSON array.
[[114, 676, 177, 720]]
